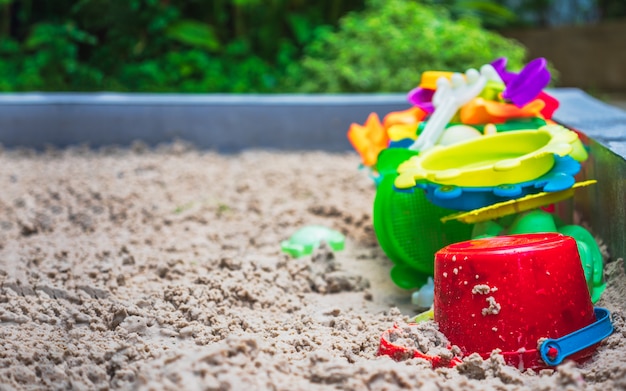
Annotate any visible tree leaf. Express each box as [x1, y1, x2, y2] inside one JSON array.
[[287, 13, 314, 45], [166, 20, 220, 51]]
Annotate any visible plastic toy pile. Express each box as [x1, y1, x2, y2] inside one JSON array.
[[347, 58, 614, 370]]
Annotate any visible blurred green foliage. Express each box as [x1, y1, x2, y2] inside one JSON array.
[[1, 0, 368, 92], [0, 0, 527, 92], [283, 0, 526, 92], [423, 0, 517, 28]]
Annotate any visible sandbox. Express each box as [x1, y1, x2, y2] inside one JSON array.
[[0, 90, 624, 390]]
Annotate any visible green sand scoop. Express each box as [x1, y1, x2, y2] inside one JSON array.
[[281, 225, 345, 258]]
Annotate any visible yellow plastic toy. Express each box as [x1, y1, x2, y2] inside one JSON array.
[[395, 125, 580, 189], [419, 71, 455, 90], [347, 112, 388, 167], [387, 124, 419, 141], [440, 180, 597, 224]]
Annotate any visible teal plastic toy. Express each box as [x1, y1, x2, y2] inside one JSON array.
[[411, 277, 434, 309], [281, 225, 345, 258], [471, 210, 606, 303]]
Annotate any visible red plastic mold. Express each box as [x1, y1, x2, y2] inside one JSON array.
[[378, 323, 462, 368]]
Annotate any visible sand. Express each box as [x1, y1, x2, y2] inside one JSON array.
[[0, 143, 624, 390]]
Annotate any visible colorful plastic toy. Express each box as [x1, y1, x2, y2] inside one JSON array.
[[413, 117, 548, 138], [374, 148, 419, 180], [491, 57, 559, 117], [383, 106, 427, 128], [347, 57, 613, 373], [413, 308, 434, 323], [540, 307, 613, 366], [396, 125, 578, 189], [387, 124, 419, 142], [469, 210, 607, 303], [460, 97, 545, 125], [378, 323, 462, 367], [407, 72, 459, 114], [434, 233, 613, 369], [440, 180, 596, 224], [409, 64, 498, 152], [411, 277, 435, 308], [374, 175, 472, 289], [407, 87, 435, 113], [491, 57, 559, 119], [418, 71, 456, 90], [500, 57, 550, 107], [347, 112, 388, 167], [401, 155, 581, 212], [373, 153, 472, 289], [557, 224, 606, 302], [537, 91, 560, 119], [492, 117, 547, 132], [280, 225, 345, 258], [478, 79, 505, 101], [436, 124, 482, 146]]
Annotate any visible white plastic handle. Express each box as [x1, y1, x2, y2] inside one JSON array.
[[410, 64, 498, 152]]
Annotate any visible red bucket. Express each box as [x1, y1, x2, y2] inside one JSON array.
[[434, 233, 597, 370]]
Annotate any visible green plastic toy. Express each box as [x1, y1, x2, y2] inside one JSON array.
[[373, 149, 472, 289], [281, 225, 345, 258], [558, 224, 607, 303], [375, 148, 419, 180]]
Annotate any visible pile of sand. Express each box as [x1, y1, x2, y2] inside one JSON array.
[[0, 144, 624, 390]]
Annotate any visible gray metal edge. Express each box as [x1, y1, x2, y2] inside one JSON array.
[[548, 89, 626, 263], [0, 88, 625, 154], [0, 92, 409, 152]]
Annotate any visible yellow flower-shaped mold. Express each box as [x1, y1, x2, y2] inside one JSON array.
[[395, 125, 579, 189]]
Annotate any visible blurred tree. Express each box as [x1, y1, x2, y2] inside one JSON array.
[[423, 0, 517, 28], [0, 0, 543, 92], [281, 0, 526, 92], [0, 0, 369, 91]]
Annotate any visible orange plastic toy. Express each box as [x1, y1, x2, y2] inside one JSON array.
[[460, 97, 545, 125], [383, 106, 427, 128], [347, 112, 389, 167]]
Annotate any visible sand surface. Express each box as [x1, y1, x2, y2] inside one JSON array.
[[0, 144, 624, 390]]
